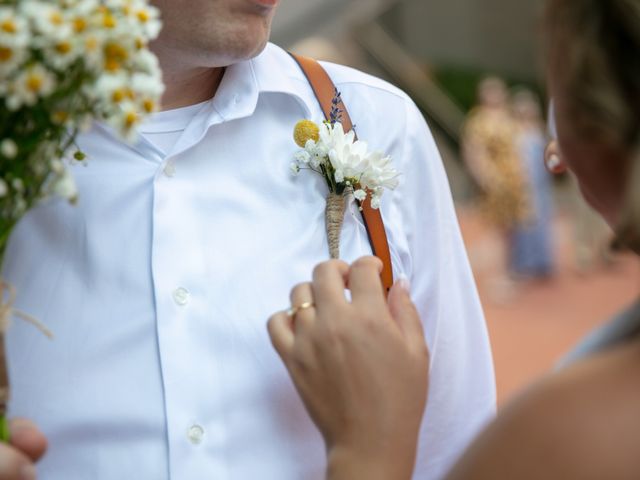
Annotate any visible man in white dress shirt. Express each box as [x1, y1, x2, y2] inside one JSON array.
[[2, 0, 495, 479]]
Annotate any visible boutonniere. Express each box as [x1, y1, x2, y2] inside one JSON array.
[[290, 91, 399, 259]]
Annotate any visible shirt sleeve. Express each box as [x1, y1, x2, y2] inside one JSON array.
[[389, 98, 497, 479]]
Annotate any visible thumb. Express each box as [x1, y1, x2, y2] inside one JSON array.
[[387, 277, 426, 346]]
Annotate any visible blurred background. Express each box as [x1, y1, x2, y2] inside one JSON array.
[[272, 0, 640, 405]]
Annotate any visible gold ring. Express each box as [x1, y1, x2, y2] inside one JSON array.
[[286, 301, 315, 317]]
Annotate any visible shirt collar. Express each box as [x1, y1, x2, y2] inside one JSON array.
[[92, 43, 316, 158], [211, 43, 314, 125]]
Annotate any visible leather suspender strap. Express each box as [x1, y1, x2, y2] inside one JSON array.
[[289, 53, 394, 293]]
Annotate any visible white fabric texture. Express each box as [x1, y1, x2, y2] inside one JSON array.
[[139, 99, 210, 156], [3, 43, 496, 480]]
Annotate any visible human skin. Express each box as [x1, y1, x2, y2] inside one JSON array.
[[0, 418, 47, 480], [149, 0, 280, 110], [268, 257, 429, 480]]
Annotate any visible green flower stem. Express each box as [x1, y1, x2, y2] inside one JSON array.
[[0, 415, 9, 443]]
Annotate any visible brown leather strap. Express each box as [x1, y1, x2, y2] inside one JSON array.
[[289, 53, 394, 293]]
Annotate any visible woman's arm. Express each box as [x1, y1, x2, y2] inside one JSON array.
[[268, 257, 429, 480], [270, 257, 640, 479]]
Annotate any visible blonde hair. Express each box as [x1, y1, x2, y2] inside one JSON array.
[[545, 0, 640, 251]]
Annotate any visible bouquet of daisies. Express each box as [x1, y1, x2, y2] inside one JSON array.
[[0, 0, 164, 438], [0, 0, 164, 262], [291, 107, 399, 259]]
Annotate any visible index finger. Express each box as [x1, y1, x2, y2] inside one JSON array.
[[348, 256, 386, 310]]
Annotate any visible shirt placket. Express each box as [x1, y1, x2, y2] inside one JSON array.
[[150, 143, 228, 480]]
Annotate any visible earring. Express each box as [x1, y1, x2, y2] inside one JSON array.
[[544, 141, 567, 174]]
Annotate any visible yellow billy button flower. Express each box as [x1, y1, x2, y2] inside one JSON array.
[[293, 120, 320, 148]]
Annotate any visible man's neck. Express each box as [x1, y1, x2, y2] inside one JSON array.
[[157, 60, 226, 111]]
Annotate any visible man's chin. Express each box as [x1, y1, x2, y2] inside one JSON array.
[[217, 33, 271, 66]]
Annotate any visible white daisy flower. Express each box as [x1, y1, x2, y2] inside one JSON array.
[[7, 63, 56, 110], [353, 189, 367, 202], [130, 48, 161, 75], [1, 139, 17, 158], [21, 1, 72, 40], [51, 168, 78, 202], [92, 72, 131, 106], [131, 71, 164, 96], [0, 8, 29, 76]]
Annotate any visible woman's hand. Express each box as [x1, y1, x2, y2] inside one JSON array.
[[268, 256, 429, 480], [0, 418, 47, 479]]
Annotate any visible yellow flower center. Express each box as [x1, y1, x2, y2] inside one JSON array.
[[56, 41, 72, 54], [0, 46, 13, 62], [293, 120, 320, 147], [26, 74, 44, 93], [73, 18, 87, 33], [1, 19, 16, 34], [52, 110, 69, 124], [112, 89, 126, 103], [142, 98, 156, 113], [124, 110, 138, 128], [104, 43, 128, 71], [50, 11, 64, 26], [136, 10, 150, 23], [111, 88, 133, 103], [85, 36, 99, 52], [102, 13, 116, 29]]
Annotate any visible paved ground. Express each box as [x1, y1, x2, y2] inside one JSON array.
[[458, 207, 640, 405]]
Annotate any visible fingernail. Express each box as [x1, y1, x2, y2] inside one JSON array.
[[396, 275, 411, 293], [21, 465, 36, 480]]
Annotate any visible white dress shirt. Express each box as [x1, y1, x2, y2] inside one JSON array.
[[3, 43, 495, 480]]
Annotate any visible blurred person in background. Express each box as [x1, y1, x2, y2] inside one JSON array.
[[462, 77, 533, 297], [510, 89, 555, 279], [269, 0, 640, 478]]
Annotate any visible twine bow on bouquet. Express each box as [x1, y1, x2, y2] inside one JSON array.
[[291, 92, 400, 259], [0, 0, 164, 441]]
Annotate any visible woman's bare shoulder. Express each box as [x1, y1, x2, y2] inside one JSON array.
[[446, 339, 640, 480]]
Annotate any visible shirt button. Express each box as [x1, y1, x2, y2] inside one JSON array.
[[187, 424, 204, 444], [172, 287, 190, 306], [163, 161, 176, 177]]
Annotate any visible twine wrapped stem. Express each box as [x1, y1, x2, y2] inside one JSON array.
[[326, 192, 347, 259]]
